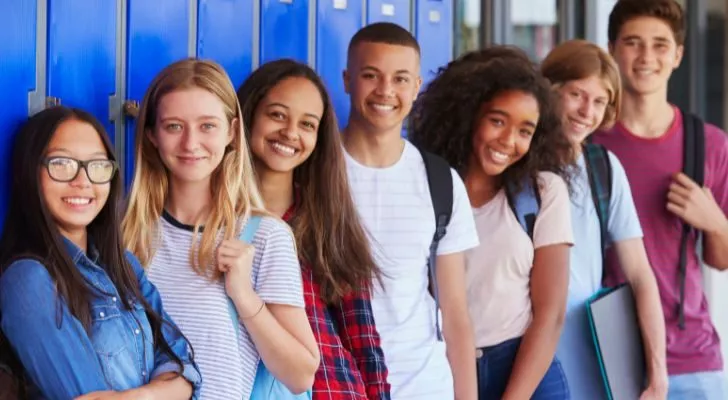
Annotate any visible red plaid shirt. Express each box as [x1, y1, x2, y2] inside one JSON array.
[[283, 204, 390, 400]]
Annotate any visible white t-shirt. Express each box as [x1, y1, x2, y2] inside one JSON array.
[[345, 140, 480, 400], [147, 213, 304, 400], [465, 171, 573, 347]]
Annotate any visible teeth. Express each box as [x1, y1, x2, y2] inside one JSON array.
[[371, 104, 395, 111], [489, 148, 510, 163], [271, 142, 296, 156], [569, 119, 590, 131], [634, 69, 654, 76], [63, 197, 91, 205]]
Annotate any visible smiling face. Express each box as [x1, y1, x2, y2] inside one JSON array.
[[40, 119, 112, 240], [148, 87, 235, 186], [610, 16, 683, 97], [248, 76, 324, 174], [557, 75, 612, 144], [469, 90, 540, 177], [344, 41, 422, 134]]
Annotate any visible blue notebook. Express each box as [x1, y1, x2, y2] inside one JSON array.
[[586, 284, 646, 400]]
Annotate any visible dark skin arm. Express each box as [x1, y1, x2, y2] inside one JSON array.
[[501, 243, 569, 400]]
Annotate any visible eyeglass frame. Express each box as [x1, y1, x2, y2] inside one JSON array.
[[40, 157, 119, 184]]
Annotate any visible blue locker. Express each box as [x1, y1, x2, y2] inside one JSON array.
[[260, 0, 309, 64], [367, 0, 410, 30], [415, 0, 452, 84], [0, 1, 37, 227], [47, 0, 117, 140], [125, 0, 189, 189], [198, 0, 254, 89], [317, 0, 363, 127]]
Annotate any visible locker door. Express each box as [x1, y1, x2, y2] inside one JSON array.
[[367, 0, 410, 30], [260, 0, 309, 64], [317, 0, 363, 127], [198, 0, 254, 88], [47, 0, 117, 140], [415, 0, 451, 84], [124, 0, 189, 189], [0, 1, 37, 227]]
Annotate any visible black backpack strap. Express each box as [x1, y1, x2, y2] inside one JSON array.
[[583, 143, 613, 269], [678, 111, 706, 330], [418, 147, 453, 341]]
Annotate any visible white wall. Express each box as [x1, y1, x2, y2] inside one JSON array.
[[704, 267, 728, 380], [593, 0, 617, 49]]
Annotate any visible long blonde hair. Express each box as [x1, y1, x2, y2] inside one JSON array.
[[122, 58, 265, 278]]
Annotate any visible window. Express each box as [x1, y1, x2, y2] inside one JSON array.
[[455, 0, 481, 56], [706, 0, 726, 128], [511, 0, 558, 60]]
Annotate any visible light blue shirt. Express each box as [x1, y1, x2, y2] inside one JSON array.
[[0, 238, 202, 399], [556, 151, 643, 399]]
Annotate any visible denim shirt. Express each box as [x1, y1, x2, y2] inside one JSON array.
[[0, 238, 202, 399]]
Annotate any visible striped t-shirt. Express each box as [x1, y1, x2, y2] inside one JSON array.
[[147, 212, 304, 400]]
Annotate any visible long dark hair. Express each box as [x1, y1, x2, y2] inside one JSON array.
[[238, 59, 382, 304], [0, 106, 185, 379], [409, 46, 575, 192]]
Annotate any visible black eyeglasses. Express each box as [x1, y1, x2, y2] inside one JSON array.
[[41, 157, 118, 184]]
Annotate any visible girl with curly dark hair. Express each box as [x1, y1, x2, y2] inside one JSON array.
[[409, 46, 575, 400]]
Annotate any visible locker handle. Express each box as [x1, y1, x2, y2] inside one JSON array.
[[46, 96, 61, 108], [123, 100, 140, 119]]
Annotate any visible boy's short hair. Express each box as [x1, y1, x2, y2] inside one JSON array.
[[608, 0, 686, 45], [347, 22, 421, 60]]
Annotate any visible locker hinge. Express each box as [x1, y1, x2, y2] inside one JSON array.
[[123, 100, 140, 118], [45, 96, 61, 107]]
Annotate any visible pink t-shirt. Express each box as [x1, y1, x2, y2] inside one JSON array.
[[593, 107, 728, 375], [466, 171, 573, 348]]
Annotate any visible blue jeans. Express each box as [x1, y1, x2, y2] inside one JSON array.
[[476, 337, 570, 400], [668, 371, 727, 400]]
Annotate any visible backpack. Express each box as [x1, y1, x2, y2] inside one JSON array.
[[227, 216, 313, 399], [418, 143, 614, 342], [418, 147, 453, 342], [504, 110, 705, 332], [583, 111, 706, 332], [677, 111, 705, 330], [418, 108, 707, 334], [505, 142, 613, 256]]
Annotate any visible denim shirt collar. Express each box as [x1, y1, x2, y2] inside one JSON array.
[[61, 236, 100, 266]]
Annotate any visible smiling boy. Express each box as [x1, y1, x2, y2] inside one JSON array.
[[340, 22, 479, 400], [593, 1, 728, 398]]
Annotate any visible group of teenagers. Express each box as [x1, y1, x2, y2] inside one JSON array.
[[1, 0, 727, 399]]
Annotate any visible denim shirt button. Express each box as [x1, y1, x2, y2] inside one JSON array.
[[135, 329, 140, 335], [142, 371, 147, 377], [112, 296, 117, 302], [99, 311, 105, 318]]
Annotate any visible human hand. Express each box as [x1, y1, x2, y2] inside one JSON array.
[[667, 172, 728, 233]]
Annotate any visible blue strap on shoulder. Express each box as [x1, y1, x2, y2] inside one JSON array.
[[227, 215, 263, 339], [505, 177, 540, 241]]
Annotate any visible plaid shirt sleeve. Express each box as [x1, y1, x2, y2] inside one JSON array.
[[332, 286, 391, 400]]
